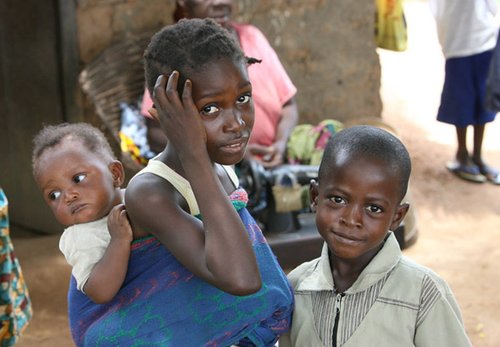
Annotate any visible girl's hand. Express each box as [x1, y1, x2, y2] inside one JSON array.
[[152, 72, 207, 159], [107, 204, 133, 243]]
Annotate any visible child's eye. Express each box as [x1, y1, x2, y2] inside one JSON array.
[[201, 104, 220, 116], [236, 94, 251, 105], [48, 191, 61, 201], [366, 205, 383, 214], [73, 174, 86, 183], [330, 196, 346, 205]]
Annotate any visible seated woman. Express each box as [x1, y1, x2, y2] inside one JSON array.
[[141, 0, 299, 169]]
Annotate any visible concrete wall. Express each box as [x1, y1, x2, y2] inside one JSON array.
[[76, 0, 382, 125]]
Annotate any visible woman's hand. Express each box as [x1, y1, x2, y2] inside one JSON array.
[[246, 143, 285, 169]]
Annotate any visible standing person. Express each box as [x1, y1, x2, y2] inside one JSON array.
[[68, 18, 293, 346], [430, 0, 500, 184], [142, 0, 299, 169], [32, 123, 133, 304], [0, 188, 32, 346], [280, 126, 472, 347]]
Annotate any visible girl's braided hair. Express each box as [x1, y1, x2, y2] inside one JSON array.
[[144, 18, 259, 95]]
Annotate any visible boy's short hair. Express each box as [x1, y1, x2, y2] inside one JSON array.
[[143, 18, 246, 95], [32, 122, 116, 175], [318, 125, 412, 200]]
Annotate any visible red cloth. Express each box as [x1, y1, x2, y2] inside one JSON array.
[[141, 23, 297, 147]]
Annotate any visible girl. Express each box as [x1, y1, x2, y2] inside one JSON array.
[[142, 0, 299, 169], [68, 18, 293, 346]]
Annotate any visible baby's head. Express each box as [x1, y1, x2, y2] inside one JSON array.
[[32, 123, 125, 227], [312, 125, 411, 260], [144, 17, 246, 96]]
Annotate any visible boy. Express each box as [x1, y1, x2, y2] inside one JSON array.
[[280, 126, 471, 346], [32, 123, 132, 304]]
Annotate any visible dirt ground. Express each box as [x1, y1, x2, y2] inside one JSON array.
[[8, 2, 500, 346]]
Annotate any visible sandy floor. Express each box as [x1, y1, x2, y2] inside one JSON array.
[[9, 1, 500, 346]]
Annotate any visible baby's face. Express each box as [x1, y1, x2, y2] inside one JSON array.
[[34, 140, 121, 227]]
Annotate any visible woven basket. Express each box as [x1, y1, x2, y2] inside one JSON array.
[[79, 32, 154, 174]]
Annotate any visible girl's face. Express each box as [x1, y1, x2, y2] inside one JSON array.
[[34, 139, 124, 227], [189, 58, 254, 165], [310, 155, 408, 262]]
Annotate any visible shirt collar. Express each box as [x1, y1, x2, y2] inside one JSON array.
[[296, 232, 401, 293]]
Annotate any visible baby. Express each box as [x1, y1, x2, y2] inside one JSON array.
[[32, 123, 132, 304]]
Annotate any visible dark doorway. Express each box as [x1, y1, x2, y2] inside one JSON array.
[[0, 0, 80, 233]]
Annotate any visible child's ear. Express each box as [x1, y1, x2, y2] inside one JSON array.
[[309, 179, 319, 212], [109, 160, 125, 187], [389, 202, 409, 231]]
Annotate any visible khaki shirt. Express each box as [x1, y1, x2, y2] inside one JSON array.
[[280, 233, 472, 347]]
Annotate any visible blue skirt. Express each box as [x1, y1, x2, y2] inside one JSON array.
[[437, 50, 497, 127]]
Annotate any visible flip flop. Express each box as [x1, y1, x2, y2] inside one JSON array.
[[446, 161, 487, 183], [475, 164, 500, 185]]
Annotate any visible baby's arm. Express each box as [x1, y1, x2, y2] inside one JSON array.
[[84, 204, 132, 304], [126, 73, 261, 296]]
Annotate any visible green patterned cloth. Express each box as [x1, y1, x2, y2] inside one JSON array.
[[0, 188, 32, 346], [286, 119, 343, 166]]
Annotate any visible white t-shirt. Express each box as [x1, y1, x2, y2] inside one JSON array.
[[59, 216, 111, 293], [429, 0, 498, 58]]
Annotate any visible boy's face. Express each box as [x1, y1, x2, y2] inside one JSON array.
[[34, 139, 124, 227], [189, 58, 254, 165], [310, 154, 408, 262]]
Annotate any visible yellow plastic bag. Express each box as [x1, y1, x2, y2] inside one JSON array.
[[375, 0, 407, 51]]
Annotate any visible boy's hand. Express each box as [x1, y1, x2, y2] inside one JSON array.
[[152, 72, 207, 158], [107, 204, 133, 243]]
